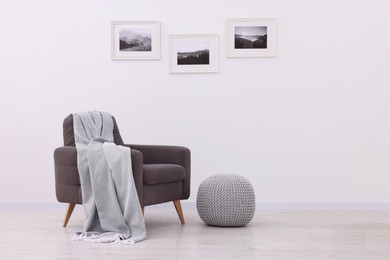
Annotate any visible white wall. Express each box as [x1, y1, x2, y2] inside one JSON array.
[[1, 0, 389, 204]]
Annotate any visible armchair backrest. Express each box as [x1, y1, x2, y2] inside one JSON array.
[[63, 114, 124, 146]]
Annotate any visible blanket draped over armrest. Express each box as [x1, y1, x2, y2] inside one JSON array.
[[71, 111, 146, 244]]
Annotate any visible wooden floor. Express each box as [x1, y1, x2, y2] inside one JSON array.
[[1, 206, 390, 259]]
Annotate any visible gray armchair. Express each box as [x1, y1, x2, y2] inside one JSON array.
[[54, 115, 190, 227]]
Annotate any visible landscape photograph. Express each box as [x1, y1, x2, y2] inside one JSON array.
[[119, 29, 152, 52], [177, 42, 209, 65], [234, 26, 267, 49]]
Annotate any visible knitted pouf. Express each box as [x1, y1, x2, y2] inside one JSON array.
[[196, 174, 255, 227]]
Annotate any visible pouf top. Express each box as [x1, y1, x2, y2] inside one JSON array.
[[203, 174, 251, 183]]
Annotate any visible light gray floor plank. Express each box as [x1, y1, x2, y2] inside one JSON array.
[[1, 206, 390, 259]]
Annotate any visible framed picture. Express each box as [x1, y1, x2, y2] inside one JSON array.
[[111, 21, 160, 60], [169, 34, 218, 73], [226, 18, 277, 57]]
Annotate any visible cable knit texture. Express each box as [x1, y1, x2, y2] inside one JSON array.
[[197, 174, 255, 227], [72, 111, 146, 244]]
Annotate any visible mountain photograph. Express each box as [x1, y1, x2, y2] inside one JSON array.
[[234, 26, 267, 49], [177, 42, 210, 65], [119, 29, 152, 52]]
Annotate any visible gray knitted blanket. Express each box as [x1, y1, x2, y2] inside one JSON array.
[[71, 111, 146, 244]]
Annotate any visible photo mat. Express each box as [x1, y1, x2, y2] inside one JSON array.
[[169, 34, 218, 73], [111, 21, 160, 60], [226, 18, 277, 57]]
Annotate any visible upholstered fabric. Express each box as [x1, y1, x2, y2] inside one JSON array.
[[143, 181, 183, 206], [63, 114, 124, 146], [54, 146, 144, 206], [54, 114, 191, 209], [126, 144, 191, 199], [54, 146, 81, 204], [143, 164, 186, 185]]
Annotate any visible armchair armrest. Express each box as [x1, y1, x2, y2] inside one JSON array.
[[54, 146, 77, 167], [125, 144, 191, 199], [54, 146, 80, 204], [53, 146, 145, 206], [125, 144, 190, 168], [129, 149, 144, 206]]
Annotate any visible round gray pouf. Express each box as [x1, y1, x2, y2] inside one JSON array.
[[196, 174, 255, 227]]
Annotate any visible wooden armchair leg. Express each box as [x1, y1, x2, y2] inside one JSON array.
[[173, 200, 185, 224], [63, 203, 75, 227]]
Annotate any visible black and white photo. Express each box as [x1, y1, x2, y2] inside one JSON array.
[[226, 18, 277, 57], [169, 34, 218, 73], [119, 29, 152, 52], [177, 42, 210, 65], [234, 26, 267, 49], [111, 21, 160, 60]]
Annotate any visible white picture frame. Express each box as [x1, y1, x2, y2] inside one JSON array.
[[169, 34, 218, 73], [226, 18, 277, 57], [111, 21, 160, 60]]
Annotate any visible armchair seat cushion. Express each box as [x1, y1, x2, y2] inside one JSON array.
[[143, 164, 186, 185]]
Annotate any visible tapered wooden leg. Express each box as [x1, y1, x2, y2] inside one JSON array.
[[141, 207, 144, 216], [63, 203, 75, 227], [173, 200, 185, 224]]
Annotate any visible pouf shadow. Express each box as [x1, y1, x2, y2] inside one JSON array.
[[196, 174, 256, 227]]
